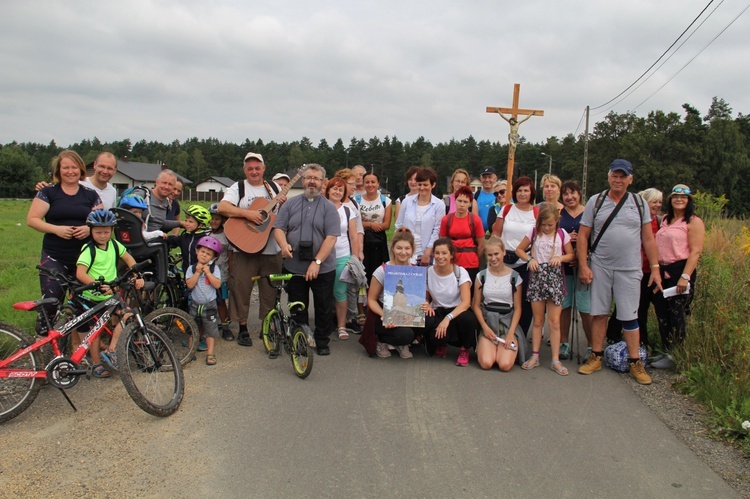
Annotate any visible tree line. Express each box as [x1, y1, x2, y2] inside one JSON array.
[[1, 97, 748, 215]]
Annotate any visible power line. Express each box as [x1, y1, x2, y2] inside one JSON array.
[[631, 2, 750, 112], [573, 107, 587, 137], [590, 0, 716, 111], [592, 0, 725, 117]]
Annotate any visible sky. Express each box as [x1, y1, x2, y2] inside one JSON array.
[[1, 0, 748, 149]]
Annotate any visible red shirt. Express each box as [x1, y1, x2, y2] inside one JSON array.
[[439, 213, 485, 269]]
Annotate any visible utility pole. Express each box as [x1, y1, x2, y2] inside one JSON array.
[[582, 106, 590, 199]]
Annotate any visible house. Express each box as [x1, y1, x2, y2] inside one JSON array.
[[86, 159, 191, 195], [194, 176, 235, 194]]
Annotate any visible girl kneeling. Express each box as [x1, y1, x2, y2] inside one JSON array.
[[473, 237, 526, 371], [423, 238, 477, 366]]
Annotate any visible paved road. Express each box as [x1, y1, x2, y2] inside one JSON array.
[[0, 319, 739, 498]]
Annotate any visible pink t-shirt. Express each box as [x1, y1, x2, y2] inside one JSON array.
[[656, 217, 696, 264], [525, 228, 571, 264]]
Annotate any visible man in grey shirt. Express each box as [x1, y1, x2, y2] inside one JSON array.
[[576, 159, 662, 385], [274, 164, 340, 356], [147, 169, 185, 233]]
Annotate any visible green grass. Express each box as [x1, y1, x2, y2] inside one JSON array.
[[0, 199, 44, 332]]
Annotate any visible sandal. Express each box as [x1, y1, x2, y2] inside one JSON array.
[[237, 331, 253, 347], [92, 364, 111, 378], [357, 313, 366, 326], [550, 360, 569, 376], [337, 327, 349, 340], [206, 354, 217, 366], [522, 356, 540, 370]]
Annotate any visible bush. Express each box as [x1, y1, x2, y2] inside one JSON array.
[[676, 220, 750, 453]]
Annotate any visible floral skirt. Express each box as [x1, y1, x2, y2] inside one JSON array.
[[527, 262, 565, 305]]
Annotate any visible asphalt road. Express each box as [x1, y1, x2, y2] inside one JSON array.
[[0, 319, 740, 498]]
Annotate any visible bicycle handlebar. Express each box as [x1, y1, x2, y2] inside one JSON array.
[[37, 259, 152, 294], [251, 274, 295, 283]]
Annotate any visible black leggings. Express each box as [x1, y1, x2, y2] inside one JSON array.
[[652, 260, 695, 350], [38, 250, 76, 332], [424, 307, 477, 354]]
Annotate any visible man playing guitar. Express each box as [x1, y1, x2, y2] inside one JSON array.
[[218, 153, 287, 347]]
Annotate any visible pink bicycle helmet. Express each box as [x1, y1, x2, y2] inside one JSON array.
[[197, 236, 223, 255]]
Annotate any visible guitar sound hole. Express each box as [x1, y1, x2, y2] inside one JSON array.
[[257, 210, 269, 223]]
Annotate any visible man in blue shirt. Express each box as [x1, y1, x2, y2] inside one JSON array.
[[476, 166, 498, 231]]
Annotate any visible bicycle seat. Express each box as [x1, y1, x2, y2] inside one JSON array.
[[13, 297, 60, 312]]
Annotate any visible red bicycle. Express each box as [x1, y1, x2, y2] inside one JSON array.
[[0, 260, 184, 423]]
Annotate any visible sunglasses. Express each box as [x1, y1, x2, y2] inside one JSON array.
[[495, 190, 506, 196], [672, 187, 691, 195]]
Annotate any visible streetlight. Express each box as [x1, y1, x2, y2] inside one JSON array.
[[541, 152, 552, 175]]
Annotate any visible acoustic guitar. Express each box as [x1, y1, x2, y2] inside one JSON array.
[[224, 168, 304, 254]]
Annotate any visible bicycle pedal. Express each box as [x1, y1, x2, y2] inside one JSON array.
[[268, 352, 280, 359]]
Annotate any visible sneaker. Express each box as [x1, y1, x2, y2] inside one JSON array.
[[376, 342, 391, 358], [345, 321, 362, 334], [197, 337, 208, 352], [650, 355, 675, 369], [559, 342, 571, 360], [435, 345, 447, 358], [629, 360, 652, 385], [222, 326, 234, 342], [456, 347, 470, 367], [578, 353, 602, 375], [395, 345, 413, 359]]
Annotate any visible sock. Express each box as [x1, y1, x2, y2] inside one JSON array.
[[239, 324, 248, 333], [628, 357, 640, 364], [593, 351, 603, 357]]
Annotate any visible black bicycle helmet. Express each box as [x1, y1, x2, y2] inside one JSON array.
[[87, 209, 118, 227]]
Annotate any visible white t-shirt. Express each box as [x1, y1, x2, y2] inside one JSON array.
[[479, 270, 523, 306], [412, 204, 430, 264], [427, 265, 471, 308], [524, 228, 571, 264], [359, 195, 392, 224], [499, 204, 537, 252], [334, 205, 357, 259], [80, 180, 116, 209], [221, 180, 280, 255], [372, 264, 388, 302]]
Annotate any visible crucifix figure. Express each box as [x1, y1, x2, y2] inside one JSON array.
[[486, 83, 544, 204]]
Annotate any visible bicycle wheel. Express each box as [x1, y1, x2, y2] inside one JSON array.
[[289, 324, 314, 379], [261, 310, 282, 357], [0, 322, 43, 424], [116, 323, 184, 417], [133, 281, 175, 316], [144, 307, 199, 367]]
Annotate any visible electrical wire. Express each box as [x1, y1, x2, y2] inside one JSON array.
[[631, 2, 750, 112], [592, 0, 725, 116], [573, 107, 587, 138], [589, 0, 716, 111]]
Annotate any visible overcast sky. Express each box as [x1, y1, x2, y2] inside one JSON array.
[[1, 0, 747, 149]]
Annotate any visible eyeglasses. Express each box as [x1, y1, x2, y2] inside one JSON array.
[[495, 190, 506, 196], [303, 176, 323, 182], [672, 187, 691, 195]]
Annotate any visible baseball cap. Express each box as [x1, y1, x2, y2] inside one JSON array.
[[609, 159, 633, 175], [480, 166, 497, 176], [272, 173, 290, 182], [244, 152, 264, 163]]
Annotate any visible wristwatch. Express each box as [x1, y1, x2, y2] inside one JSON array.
[[680, 273, 690, 280], [314, 258, 322, 265]]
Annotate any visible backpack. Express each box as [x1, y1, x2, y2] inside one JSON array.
[[79, 240, 125, 272], [501, 203, 540, 220], [604, 341, 648, 373], [445, 213, 477, 250], [478, 268, 519, 295], [354, 193, 387, 210]]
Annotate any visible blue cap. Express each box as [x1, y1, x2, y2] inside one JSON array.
[[609, 159, 633, 175]]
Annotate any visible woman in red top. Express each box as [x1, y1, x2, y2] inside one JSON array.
[[439, 186, 485, 285]]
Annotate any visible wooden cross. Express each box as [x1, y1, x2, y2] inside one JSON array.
[[486, 83, 544, 204]]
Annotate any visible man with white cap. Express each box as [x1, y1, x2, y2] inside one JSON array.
[[576, 159, 662, 385], [218, 153, 285, 346]]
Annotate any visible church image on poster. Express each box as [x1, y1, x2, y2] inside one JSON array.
[[382, 265, 427, 328]]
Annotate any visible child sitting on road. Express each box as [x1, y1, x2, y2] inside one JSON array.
[[186, 236, 223, 365], [76, 209, 145, 378], [118, 194, 165, 241], [209, 203, 233, 341]]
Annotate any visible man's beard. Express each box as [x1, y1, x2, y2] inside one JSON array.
[[304, 187, 320, 199]]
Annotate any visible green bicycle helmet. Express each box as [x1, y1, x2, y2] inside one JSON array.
[[184, 205, 211, 226]]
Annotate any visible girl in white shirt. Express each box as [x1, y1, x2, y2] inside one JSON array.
[[422, 238, 477, 366]]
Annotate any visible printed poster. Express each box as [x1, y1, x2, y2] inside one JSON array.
[[382, 265, 427, 328]]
